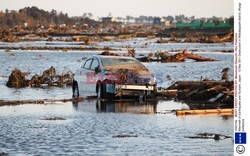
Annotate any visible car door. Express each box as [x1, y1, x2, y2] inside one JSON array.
[[76, 58, 93, 96], [88, 57, 101, 93]]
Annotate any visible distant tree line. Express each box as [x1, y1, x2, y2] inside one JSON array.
[[0, 6, 97, 28], [0, 6, 234, 28], [123, 14, 233, 24]]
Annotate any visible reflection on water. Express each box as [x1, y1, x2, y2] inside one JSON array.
[[96, 100, 157, 114], [0, 100, 233, 155], [73, 99, 190, 114]]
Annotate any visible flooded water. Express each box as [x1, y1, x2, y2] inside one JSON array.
[[0, 39, 234, 155], [0, 39, 233, 99], [0, 100, 233, 155]]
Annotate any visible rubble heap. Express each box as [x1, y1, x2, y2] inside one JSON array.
[[167, 80, 233, 107], [137, 49, 217, 62], [6, 66, 73, 88]]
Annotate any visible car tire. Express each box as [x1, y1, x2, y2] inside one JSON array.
[[72, 80, 79, 98], [96, 81, 106, 99]]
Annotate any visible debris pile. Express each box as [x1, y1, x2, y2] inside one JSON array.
[[156, 30, 233, 43], [6, 66, 74, 88], [100, 49, 119, 56], [0, 28, 19, 42], [167, 80, 233, 107], [185, 133, 232, 140], [137, 49, 217, 62], [6, 68, 29, 88]]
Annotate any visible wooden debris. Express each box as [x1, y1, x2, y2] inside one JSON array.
[[137, 49, 217, 63], [112, 134, 138, 138], [157, 89, 178, 98], [127, 47, 136, 58], [221, 68, 229, 81], [176, 108, 233, 116], [185, 133, 233, 140], [167, 80, 233, 106], [157, 30, 234, 44], [6, 66, 74, 88], [41, 117, 66, 120], [0, 28, 19, 42], [6, 68, 29, 88]]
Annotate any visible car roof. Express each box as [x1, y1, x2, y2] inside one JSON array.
[[93, 55, 137, 60]]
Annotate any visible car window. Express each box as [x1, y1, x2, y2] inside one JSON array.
[[83, 59, 92, 69], [101, 57, 147, 70], [90, 59, 99, 70]]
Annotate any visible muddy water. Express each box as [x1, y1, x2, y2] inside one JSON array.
[[0, 40, 234, 155], [0, 100, 233, 155], [0, 42, 233, 99]]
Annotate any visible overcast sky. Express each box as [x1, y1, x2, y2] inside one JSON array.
[[0, 0, 233, 18]]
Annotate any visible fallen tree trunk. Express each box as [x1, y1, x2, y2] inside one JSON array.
[[184, 52, 217, 61]]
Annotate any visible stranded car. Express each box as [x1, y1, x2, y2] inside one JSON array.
[[73, 55, 157, 98]]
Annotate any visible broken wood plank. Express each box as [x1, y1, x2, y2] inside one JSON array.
[[176, 108, 233, 116], [157, 89, 178, 98]]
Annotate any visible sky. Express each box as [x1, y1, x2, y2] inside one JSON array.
[[0, 0, 233, 18]]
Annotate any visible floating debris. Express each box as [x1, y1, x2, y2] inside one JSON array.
[[112, 134, 138, 138], [0, 152, 8, 156], [41, 117, 66, 121], [176, 108, 233, 116], [185, 133, 233, 140], [6, 66, 74, 88], [221, 68, 229, 81], [6, 68, 29, 88]]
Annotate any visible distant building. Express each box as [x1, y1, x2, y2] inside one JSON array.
[[23, 22, 28, 27], [175, 20, 233, 29], [59, 24, 66, 28], [153, 17, 169, 26], [102, 17, 117, 23], [176, 20, 201, 29], [165, 21, 171, 27]]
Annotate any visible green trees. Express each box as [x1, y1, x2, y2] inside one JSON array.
[[0, 7, 96, 28]]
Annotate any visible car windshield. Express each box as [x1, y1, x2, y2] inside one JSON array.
[[101, 57, 147, 70]]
